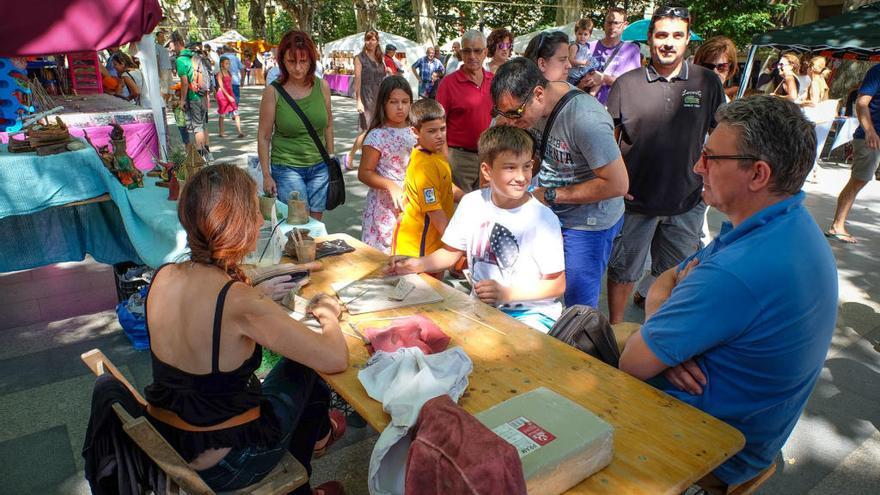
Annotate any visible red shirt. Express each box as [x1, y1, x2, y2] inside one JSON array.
[[435, 68, 494, 150], [383, 54, 398, 74]]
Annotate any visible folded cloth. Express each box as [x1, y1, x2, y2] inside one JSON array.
[[405, 395, 527, 495], [364, 315, 450, 356], [358, 347, 473, 495]]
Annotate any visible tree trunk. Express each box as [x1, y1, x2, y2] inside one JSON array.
[[192, 0, 211, 34], [411, 0, 438, 47], [250, 0, 267, 39], [555, 0, 581, 25], [355, 0, 380, 32], [278, 1, 318, 35]]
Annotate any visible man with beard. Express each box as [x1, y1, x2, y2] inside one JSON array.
[[605, 6, 724, 323]]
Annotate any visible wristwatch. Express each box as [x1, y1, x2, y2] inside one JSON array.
[[543, 187, 557, 206]]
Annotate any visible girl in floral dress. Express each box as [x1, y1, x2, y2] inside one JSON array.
[[357, 76, 416, 253]]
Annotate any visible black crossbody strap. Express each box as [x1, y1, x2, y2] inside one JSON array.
[[601, 42, 624, 72], [539, 89, 582, 162], [271, 80, 333, 165]]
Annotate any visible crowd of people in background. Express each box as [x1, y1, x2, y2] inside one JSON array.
[[92, 6, 880, 493]]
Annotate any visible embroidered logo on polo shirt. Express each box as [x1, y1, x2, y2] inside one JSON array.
[[423, 188, 437, 204], [682, 89, 703, 108]]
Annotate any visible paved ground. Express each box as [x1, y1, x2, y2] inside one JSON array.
[[0, 85, 878, 494]]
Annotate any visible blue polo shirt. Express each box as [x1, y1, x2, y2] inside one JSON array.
[[641, 192, 837, 485], [854, 63, 880, 140]]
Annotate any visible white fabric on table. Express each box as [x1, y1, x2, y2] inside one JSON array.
[[358, 346, 473, 495]]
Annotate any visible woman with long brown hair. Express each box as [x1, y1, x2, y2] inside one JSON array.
[[258, 30, 335, 219], [144, 164, 347, 495], [344, 29, 386, 170]]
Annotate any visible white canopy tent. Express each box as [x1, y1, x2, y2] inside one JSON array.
[[513, 23, 604, 54], [321, 31, 428, 96], [205, 30, 249, 49]]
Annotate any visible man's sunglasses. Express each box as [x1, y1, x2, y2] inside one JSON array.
[[653, 5, 690, 19], [491, 89, 535, 119], [700, 62, 731, 73]]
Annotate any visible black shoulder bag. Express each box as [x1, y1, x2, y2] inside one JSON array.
[[538, 89, 582, 163], [271, 80, 345, 210]]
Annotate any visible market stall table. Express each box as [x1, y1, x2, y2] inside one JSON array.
[[323, 73, 355, 98], [0, 94, 159, 171], [300, 234, 745, 495], [0, 142, 326, 271]]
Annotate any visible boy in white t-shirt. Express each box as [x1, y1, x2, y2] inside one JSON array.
[[387, 126, 566, 332]]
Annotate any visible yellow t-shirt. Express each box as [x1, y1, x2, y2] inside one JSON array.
[[392, 148, 455, 257]]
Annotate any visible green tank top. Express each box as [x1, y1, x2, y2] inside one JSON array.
[[271, 78, 328, 167]]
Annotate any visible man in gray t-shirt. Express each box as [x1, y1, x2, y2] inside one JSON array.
[[491, 58, 629, 309]]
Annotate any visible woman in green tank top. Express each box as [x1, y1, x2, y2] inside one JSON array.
[[257, 30, 335, 220]]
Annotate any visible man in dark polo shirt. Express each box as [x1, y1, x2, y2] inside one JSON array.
[[605, 5, 724, 324], [436, 30, 494, 193]]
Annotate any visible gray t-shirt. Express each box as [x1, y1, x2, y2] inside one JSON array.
[[532, 89, 623, 231]]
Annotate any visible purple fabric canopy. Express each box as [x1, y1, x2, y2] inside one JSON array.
[[0, 0, 162, 57]]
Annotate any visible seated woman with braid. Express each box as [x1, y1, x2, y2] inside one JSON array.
[[144, 164, 348, 495]]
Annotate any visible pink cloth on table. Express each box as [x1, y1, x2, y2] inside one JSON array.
[[324, 74, 353, 95], [364, 315, 450, 355]]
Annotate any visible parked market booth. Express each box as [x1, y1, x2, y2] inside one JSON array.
[[738, 3, 880, 159]]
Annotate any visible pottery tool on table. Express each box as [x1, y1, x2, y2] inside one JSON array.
[[446, 307, 507, 336]]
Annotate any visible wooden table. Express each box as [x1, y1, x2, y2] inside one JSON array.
[[300, 234, 744, 495]]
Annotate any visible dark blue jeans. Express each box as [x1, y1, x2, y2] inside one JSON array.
[[195, 360, 331, 493], [562, 216, 624, 309]]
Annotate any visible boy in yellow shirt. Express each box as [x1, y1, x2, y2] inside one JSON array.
[[392, 99, 456, 257]]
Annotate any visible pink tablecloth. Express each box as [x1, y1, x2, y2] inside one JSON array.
[[324, 73, 354, 98], [1, 121, 159, 172]]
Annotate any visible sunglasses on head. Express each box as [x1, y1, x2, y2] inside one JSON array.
[[653, 5, 690, 19], [700, 62, 731, 72]]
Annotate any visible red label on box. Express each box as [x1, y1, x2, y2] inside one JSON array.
[[517, 421, 556, 446]]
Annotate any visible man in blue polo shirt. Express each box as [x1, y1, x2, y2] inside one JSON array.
[[619, 95, 838, 491]]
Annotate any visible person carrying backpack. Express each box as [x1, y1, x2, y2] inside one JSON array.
[[172, 38, 213, 162]]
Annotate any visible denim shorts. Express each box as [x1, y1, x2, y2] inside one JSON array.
[[195, 360, 330, 494], [271, 161, 329, 212]]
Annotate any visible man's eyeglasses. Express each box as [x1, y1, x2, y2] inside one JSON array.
[[653, 5, 690, 19], [605, 20, 625, 26], [491, 89, 535, 120], [461, 47, 485, 56], [700, 62, 731, 73], [701, 150, 759, 167]]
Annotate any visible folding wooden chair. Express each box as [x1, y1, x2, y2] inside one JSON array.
[[81, 349, 308, 495]]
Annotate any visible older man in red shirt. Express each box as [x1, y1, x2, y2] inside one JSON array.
[[436, 30, 494, 193]]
